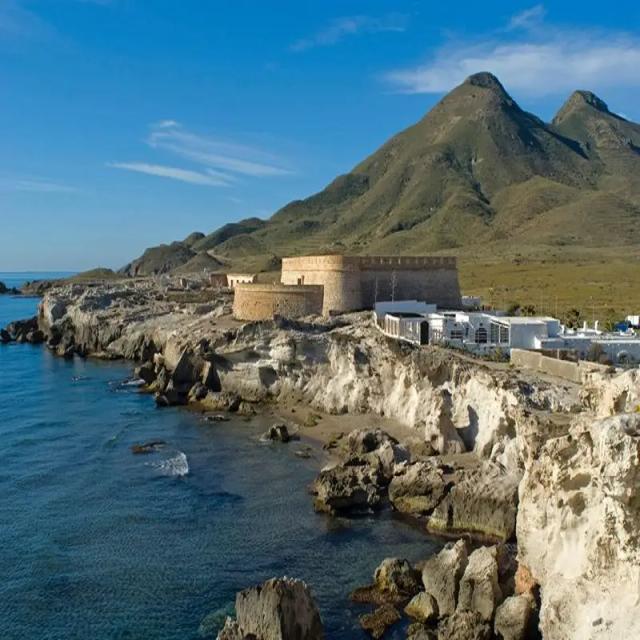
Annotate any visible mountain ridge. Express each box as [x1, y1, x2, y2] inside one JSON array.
[[122, 72, 640, 278]]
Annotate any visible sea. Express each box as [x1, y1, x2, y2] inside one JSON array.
[[0, 272, 440, 640]]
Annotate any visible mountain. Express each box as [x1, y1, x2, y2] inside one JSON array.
[[123, 73, 640, 277]]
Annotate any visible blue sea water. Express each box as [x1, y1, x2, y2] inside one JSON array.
[[0, 273, 440, 640]]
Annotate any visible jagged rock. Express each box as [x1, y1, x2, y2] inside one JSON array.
[[0, 328, 11, 343], [437, 610, 492, 640], [407, 623, 438, 640], [201, 391, 241, 412], [389, 460, 448, 515], [189, 382, 209, 401], [216, 577, 323, 640], [405, 592, 438, 623], [359, 604, 401, 639], [514, 564, 536, 597], [313, 463, 385, 515], [494, 594, 535, 640], [422, 540, 468, 616], [135, 362, 157, 385], [374, 558, 422, 600], [427, 458, 519, 542], [457, 546, 502, 621], [25, 329, 45, 344], [389, 456, 519, 542]]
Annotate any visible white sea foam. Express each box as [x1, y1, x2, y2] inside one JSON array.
[[149, 451, 189, 477]]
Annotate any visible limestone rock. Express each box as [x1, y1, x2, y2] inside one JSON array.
[[422, 540, 468, 616], [437, 610, 492, 640], [494, 594, 535, 640], [407, 623, 438, 640], [388, 460, 448, 515], [313, 463, 385, 515], [373, 557, 422, 599], [517, 412, 640, 640], [216, 577, 323, 640], [457, 546, 502, 621], [358, 604, 400, 639], [405, 592, 438, 623]]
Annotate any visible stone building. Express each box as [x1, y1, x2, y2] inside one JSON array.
[[281, 255, 461, 315], [233, 283, 323, 321], [227, 273, 257, 288]]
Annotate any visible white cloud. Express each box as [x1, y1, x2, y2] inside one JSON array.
[[385, 27, 640, 97], [291, 13, 407, 52], [508, 4, 546, 31], [108, 162, 232, 187], [147, 122, 291, 177]]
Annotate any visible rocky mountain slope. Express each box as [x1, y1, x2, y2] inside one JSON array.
[[123, 72, 640, 277]]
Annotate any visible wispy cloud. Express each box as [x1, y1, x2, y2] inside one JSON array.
[[109, 121, 292, 188], [507, 4, 546, 31], [0, 175, 78, 193], [147, 121, 292, 177], [291, 13, 407, 52], [108, 162, 232, 187], [384, 8, 640, 98]]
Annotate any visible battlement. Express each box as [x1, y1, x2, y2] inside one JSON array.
[[281, 255, 457, 272]]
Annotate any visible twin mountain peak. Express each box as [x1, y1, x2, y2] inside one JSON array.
[[122, 72, 640, 277]]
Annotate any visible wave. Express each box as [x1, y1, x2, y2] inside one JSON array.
[[148, 451, 190, 477]]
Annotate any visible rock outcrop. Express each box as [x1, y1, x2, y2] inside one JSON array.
[[217, 577, 323, 640]]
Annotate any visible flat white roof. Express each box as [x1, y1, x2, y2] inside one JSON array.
[[492, 316, 557, 326]]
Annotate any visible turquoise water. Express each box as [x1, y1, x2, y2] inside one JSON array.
[[0, 274, 439, 640]]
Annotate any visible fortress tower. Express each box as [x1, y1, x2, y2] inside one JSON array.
[[280, 255, 461, 315]]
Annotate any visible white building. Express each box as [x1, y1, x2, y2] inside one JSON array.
[[626, 315, 640, 329], [375, 301, 640, 364]]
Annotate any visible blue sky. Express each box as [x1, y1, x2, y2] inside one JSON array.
[[2, 0, 640, 270]]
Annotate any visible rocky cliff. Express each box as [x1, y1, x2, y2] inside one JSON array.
[[5, 279, 639, 639]]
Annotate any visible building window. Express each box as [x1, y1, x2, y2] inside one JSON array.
[[475, 327, 488, 343], [450, 329, 464, 340]]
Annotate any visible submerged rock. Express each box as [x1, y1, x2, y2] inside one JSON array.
[[216, 577, 323, 640], [261, 423, 298, 443], [358, 603, 401, 639], [352, 557, 422, 605], [131, 440, 166, 454]]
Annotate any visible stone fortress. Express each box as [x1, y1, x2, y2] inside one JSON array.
[[232, 254, 461, 321]]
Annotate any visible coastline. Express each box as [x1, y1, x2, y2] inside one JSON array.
[[3, 276, 640, 640]]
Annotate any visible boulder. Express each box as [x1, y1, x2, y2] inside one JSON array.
[[405, 592, 438, 623], [216, 577, 323, 640], [388, 460, 448, 515], [261, 423, 298, 443], [426, 458, 519, 542], [373, 558, 422, 600], [313, 463, 385, 515], [0, 328, 11, 343], [135, 362, 157, 385], [437, 610, 492, 640], [358, 604, 400, 640], [494, 594, 535, 640], [422, 540, 468, 616], [457, 546, 502, 621]]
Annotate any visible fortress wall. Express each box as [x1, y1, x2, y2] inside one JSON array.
[[359, 266, 462, 309], [233, 284, 323, 321], [281, 255, 461, 314]]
